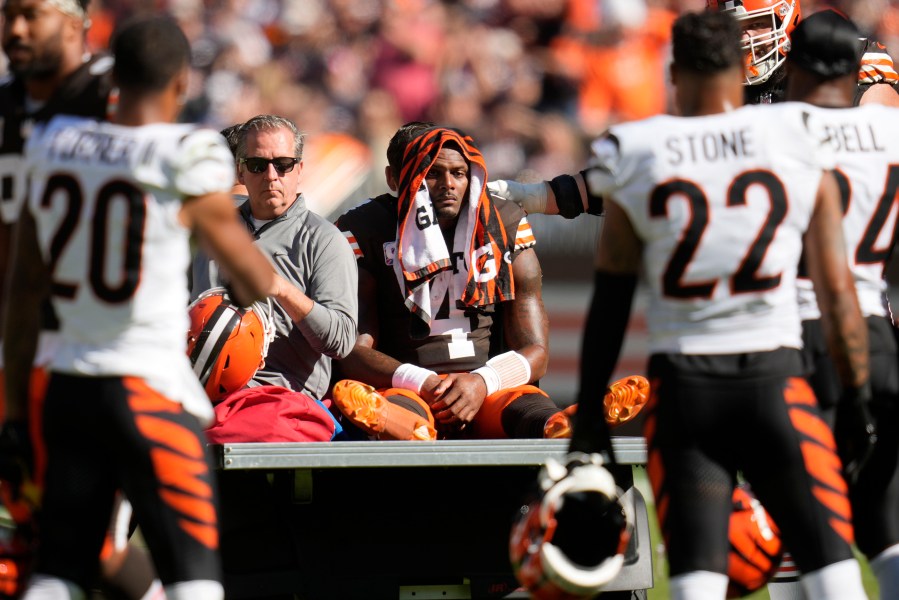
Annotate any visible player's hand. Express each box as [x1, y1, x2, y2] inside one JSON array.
[[429, 373, 487, 429], [486, 180, 548, 214], [834, 383, 877, 485], [419, 373, 444, 404]]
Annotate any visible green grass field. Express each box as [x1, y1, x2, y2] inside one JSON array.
[[632, 468, 880, 599]]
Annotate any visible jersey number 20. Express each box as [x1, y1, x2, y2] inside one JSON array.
[[40, 173, 146, 303]]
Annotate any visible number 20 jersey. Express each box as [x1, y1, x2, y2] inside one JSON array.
[[587, 102, 834, 355], [24, 115, 235, 420]]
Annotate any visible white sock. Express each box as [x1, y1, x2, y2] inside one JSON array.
[[768, 552, 806, 600], [768, 581, 807, 600], [140, 579, 165, 600], [669, 570, 728, 600], [870, 542, 899, 600], [22, 575, 86, 600], [164, 580, 224, 600], [801, 558, 868, 600]]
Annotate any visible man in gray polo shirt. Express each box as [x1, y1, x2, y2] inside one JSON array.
[[190, 114, 358, 583], [191, 114, 357, 413]]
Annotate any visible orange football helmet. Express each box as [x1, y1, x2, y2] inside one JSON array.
[[726, 484, 783, 598], [707, 0, 801, 85], [186, 288, 274, 403], [509, 453, 633, 600]]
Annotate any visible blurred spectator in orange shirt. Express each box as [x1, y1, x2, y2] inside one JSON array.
[[552, 0, 675, 135]]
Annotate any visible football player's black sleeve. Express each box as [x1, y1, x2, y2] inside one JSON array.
[[569, 270, 638, 462]]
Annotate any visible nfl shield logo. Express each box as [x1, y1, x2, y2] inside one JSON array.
[[383, 242, 397, 266]]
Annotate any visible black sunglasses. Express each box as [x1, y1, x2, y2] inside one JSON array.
[[240, 156, 300, 174]]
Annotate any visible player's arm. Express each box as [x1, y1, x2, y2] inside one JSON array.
[[267, 273, 314, 323], [500, 247, 549, 379], [338, 267, 443, 396], [570, 198, 641, 459], [805, 170, 874, 481], [487, 170, 604, 217], [804, 170, 869, 390], [181, 191, 279, 308], [858, 83, 899, 107], [858, 40, 899, 107], [284, 230, 358, 359], [2, 209, 47, 423], [430, 247, 552, 426]]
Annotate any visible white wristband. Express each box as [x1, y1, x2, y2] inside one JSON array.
[[391, 363, 437, 394], [471, 351, 531, 396]]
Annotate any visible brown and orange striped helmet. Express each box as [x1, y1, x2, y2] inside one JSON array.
[[186, 288, 274, 403], [707, 0, 802, 85]]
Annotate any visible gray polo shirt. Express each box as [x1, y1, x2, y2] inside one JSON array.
[[191, 194, 358, 400]]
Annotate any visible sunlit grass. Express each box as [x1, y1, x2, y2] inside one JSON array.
[[632, 468, 879, 599]]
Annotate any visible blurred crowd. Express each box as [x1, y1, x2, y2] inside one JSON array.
[[21, 0, 899, 224]]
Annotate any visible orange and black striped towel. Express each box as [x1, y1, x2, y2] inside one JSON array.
[[394, 127, 514, 334]]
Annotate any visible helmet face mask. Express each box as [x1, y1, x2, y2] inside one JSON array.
[[509, 453, 633, 600], [186, 288, 275, 403], [708, 0, 801, 85]]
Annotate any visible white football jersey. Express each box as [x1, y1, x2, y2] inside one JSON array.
[[24, 116, 235, 421], [796, 103, 899, 321], [587, 103, 833, 355]]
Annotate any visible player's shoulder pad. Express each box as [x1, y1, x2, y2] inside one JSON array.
[[171, 126, 235, 198], [337, 194, 394, 227], [176, 127, 233, 167], [490, 192, 527, 224]]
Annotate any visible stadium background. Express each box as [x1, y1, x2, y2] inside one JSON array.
[[41, 0, 889, 408], [3, 1, 893, 597]]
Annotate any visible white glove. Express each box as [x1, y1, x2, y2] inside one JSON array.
[[486, 179, 548, 214]]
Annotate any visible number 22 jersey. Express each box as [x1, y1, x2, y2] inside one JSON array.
[[586, 102, 834, 355]]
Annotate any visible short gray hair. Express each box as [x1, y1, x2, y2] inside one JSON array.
[[235, 115, 304, 160]]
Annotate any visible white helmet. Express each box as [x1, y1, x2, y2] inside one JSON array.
[[509, 453, 634, 599]]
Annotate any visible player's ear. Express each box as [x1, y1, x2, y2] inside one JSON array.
[[64, 14, 85, 43], [174, 65, 189, 107], [385, 165, 398, 192]]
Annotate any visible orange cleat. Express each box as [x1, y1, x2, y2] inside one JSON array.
[[543, 375, 650, 438], [542, 411, 573, 439], [331, 379, 437, 441], [603, 375, 650, 426]]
